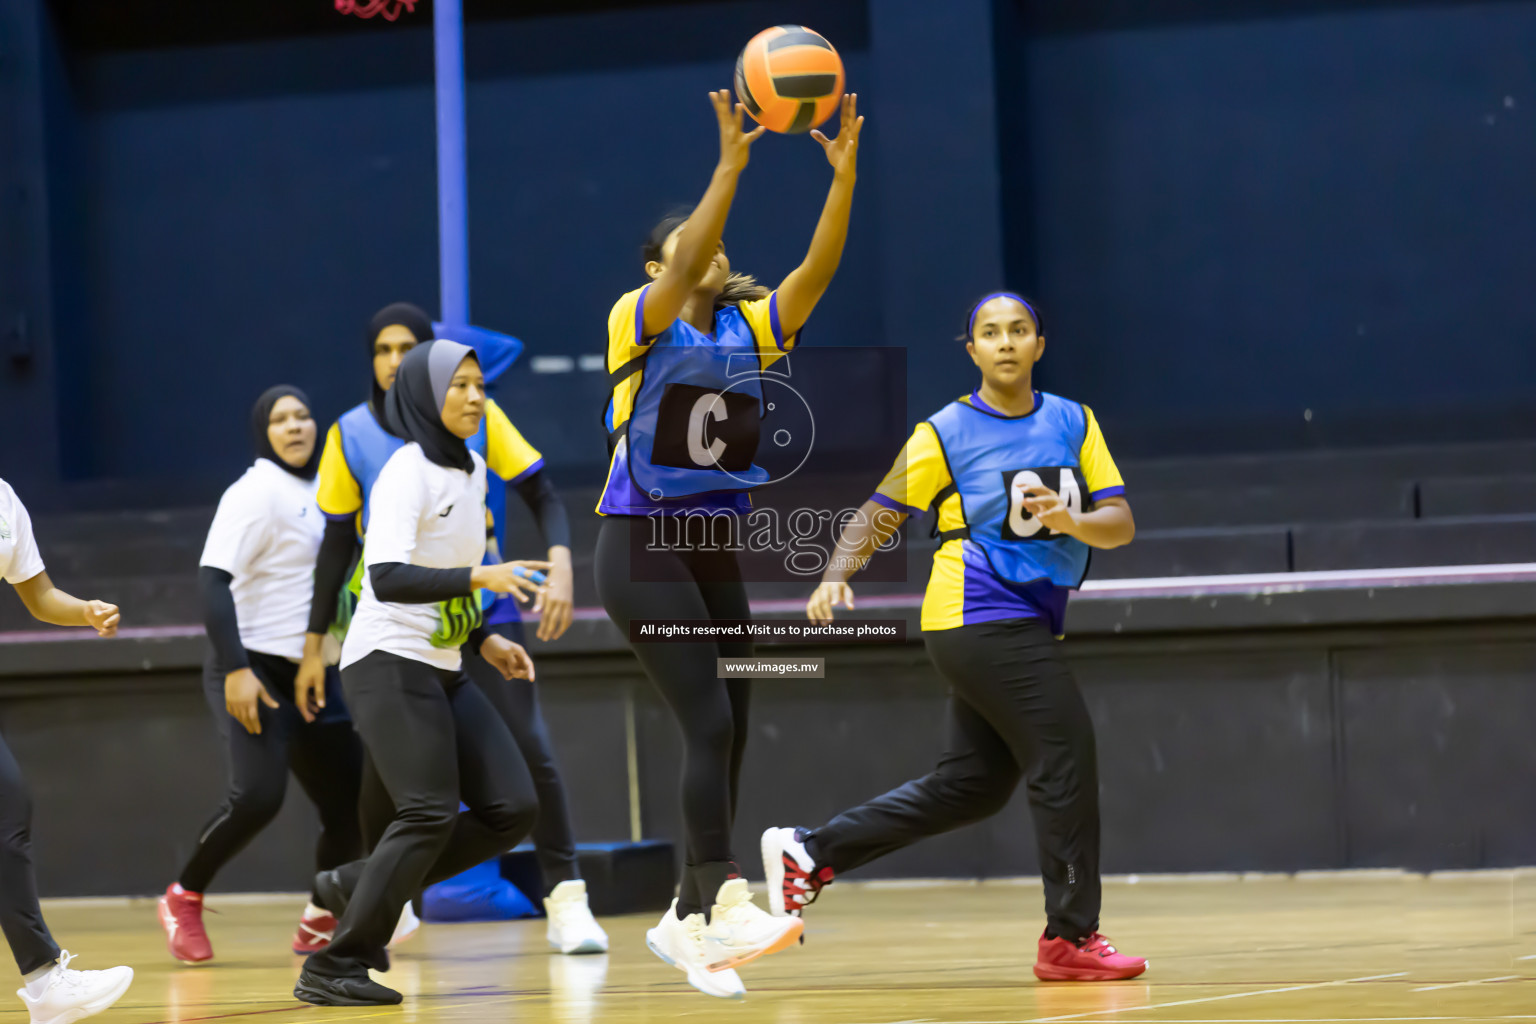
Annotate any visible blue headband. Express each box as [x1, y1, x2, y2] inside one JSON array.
[[967, 291, 1043, 339]]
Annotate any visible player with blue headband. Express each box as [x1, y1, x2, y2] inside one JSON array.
[[762, 291, 1149, 983]]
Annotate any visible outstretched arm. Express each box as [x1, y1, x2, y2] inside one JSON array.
[[641, 90, 766, 338], [775, 93, 864, 339], [13, 571, 119, 636]]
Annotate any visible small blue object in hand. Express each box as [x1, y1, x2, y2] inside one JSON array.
[[512, 566, 548, 585]]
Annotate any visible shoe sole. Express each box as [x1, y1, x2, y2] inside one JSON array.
[[291, 942, 330, 955], [760, 830, 789, 917], [704, 916, 805, 973], [645, 930, 743, 1000], [549, 937, 609, 955], [293, 981, 401, 1006], [157, 899, 212, 964], [29, 969, 134, 1024], [1033, 962, 1148, 982]]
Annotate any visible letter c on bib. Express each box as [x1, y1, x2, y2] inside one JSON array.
[[687, 393, 728, 467]]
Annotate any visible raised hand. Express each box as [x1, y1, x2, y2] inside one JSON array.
[[811, 93, 863, 178], [712, 88, 766, 172]]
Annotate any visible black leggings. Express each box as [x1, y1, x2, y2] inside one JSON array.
[[593, 515, 752, 917], [178, 651, 364, 898], [0, 734, 59, 975], [358, 619, 579, 894], [808, 618, 1103, 942], [307, 651, 538, 977]]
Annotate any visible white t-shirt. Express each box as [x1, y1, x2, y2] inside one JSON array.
[[340, 443, 488, 672], [0, 478, 46, 586], [199, 458, 323, 660]]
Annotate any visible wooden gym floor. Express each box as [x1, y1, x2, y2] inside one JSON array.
[[12, 871, 1536, 1024]]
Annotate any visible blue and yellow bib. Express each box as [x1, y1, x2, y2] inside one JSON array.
[[599, 287, 793, 514], [926, 393, 1094, 591]]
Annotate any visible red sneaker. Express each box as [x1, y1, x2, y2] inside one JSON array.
[[292, 905, 337, 955], [1034, 931, 1147, 981], [158, 884, 213, 963]]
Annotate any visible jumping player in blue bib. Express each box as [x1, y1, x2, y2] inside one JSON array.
[[594, 89, 863, 999]]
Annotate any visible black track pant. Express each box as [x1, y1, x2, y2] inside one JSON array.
[[179, 651, 364, 898], [307, 651, 538, 977], [808, 618, 1103, 942], [358, 619, 579, 894], [593, 515, 752, 918], [0, 734, 59, 975]]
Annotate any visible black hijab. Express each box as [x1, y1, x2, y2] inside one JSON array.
[[251, 385, 320, 480], [382, 340, 479, 474], [367, 302, 435, 416]]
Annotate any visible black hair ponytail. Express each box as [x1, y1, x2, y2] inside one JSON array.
[[642, 207, 768, 311]]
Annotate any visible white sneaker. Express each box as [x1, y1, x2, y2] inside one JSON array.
[[701, 877, 804, 970], [15, 952, 133, 1024], [644, 900, 745, 1000], [762, 826, 829, 917], [544, 880, 609, 954], [387, 902, 419, 948]]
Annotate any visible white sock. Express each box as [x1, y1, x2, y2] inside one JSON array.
[[301, 901, 328, 920], [22, 962, 56, 999]]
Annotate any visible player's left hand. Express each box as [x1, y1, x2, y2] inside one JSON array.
[[812, 93, 863, 178], [535, 561, 574, 642], [481, 633, 536, 682], [83, 600, 120, 638], [1021, 485, 1077, 535], [293, 652, 327, 723]]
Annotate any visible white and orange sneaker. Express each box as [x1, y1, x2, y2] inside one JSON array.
[[699, 878, 803, 970], [291, 903, 336, 955], [645, 901, 745, 1000], [762, 827, 833, 918]]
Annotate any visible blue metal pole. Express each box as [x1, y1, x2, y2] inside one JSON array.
[[434, 0, 469, 327]]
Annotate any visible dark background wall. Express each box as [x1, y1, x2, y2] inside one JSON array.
[[1016, 0, 1536, 454], [2, 0, 1530, 505], [5, 597, 1533, 896]]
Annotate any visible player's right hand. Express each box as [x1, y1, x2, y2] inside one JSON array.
[[473, 560, 553, 601], [713, 89, 765, 172], [806, 581, 855, 626], [225, 668, 279, 735]]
